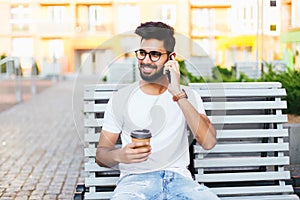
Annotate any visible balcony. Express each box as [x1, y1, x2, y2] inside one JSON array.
[[39, 0, 70, 6], [75, 23, 113, 35], [37, 22, 73, 37], [75, 0, 113, 4]]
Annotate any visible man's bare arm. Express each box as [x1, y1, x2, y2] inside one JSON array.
[[96, 130, 152, 167]]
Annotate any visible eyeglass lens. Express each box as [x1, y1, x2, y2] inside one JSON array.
[[135, 50, 166, 62]]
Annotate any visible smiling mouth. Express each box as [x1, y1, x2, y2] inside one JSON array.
[[141, 65, 157, 74]]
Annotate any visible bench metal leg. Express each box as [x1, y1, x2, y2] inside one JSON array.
[[74, 183, 85, 200]]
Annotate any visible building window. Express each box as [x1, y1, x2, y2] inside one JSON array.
[[270, 24, 276, 31], [89, 6, 103, 31], [117, 4, 140, 33], [12, 38, 34, 57], [270, 0, 276, 7], [191, 7, 230, 36], [281, 2, 291, 31], [231, 0, 257, 34], [76, 5, 113, 33], [161, 5, 176, 26], [192, 38, 214, 56], [48, 39, 64, 62], [11, 4, 30, 32], [48, 6, 66, 24]]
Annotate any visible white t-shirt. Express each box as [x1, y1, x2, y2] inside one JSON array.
[[102, 84, 206, 178]]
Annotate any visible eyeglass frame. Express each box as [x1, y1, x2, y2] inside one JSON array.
[[134, 49, 170, 62]]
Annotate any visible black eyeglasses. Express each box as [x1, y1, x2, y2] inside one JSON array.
[[135, 49, 169, 62]]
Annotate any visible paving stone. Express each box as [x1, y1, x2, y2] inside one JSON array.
[[30, 191, 44, 198], [15, 190, 30, 200], [42, 194, 58, 200], [0, 77, 94, 199], [0, 191, 17, 199], [35, 184, 48, 192], [5, 187, 21, 193], [21, 184, 35, 191], [14, 197, 28, 200], [0, 197, 15, 200], [28, 196, 42, 200]]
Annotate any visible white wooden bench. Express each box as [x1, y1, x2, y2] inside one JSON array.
[[80, 82, 299, 200]]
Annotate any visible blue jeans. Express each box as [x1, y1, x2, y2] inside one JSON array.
[[111, 170, 220, 200]]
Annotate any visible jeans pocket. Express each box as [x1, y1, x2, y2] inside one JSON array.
[[116, 174, 131, 185]]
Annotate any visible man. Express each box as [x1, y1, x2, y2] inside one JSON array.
[[96, 21, 219, 200]]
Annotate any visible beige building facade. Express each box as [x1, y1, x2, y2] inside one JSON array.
[[0, 0, 299, 76]]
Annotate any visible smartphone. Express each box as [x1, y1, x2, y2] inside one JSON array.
[[166, 54, 173, 83]]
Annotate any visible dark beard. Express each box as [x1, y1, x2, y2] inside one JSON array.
[[139, 64, 165, 82]]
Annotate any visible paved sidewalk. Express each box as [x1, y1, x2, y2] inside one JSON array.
[[0, 76, 98, 200], [0, 79, 53, 113]]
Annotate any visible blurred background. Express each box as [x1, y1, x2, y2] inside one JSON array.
[[0, 0, 299, 80], [0, 2, 299, 198]]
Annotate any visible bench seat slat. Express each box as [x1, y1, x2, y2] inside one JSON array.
[[84, 119, 104, 127], [84, 145, 121, 157], [212, 185, 294, 195], [84, 101, 287, 113], [85, 133, 101, 142], [83, 129, 289, 143], [194, 143, 289, 153], [84, 193, 299, 200], [195, 171, 291, 182], [84, 104, 107, 112], [85, 83, 126, 90], [83, 185, 296, 199], [87, 143, 289, 157], [84, 163, 117, 172], [194, 89, 286, 98], [209, 115, 287, 124], [84, 91, 113, 100], [84, 191, 113, 200], [203, 101, 287, 110], [84, 148, 95, 157], [220, 194, 299, 200], [189, 82, 282, 89], [194, 156, 289, 168], [85, 157, 290, 172], [216, 129, 288, 139], [85, 177, 119, 186], [84, 115, 288, 127]]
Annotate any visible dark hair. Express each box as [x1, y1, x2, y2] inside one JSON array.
[[135, 21, 175, 52]]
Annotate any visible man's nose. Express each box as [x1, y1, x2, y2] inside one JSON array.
[[142, 54, 152, 64]]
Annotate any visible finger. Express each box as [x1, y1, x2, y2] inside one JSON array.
[[171, 59, 180, 72], [135, 146, 152, 153], [127, 142, 143, 149], [126, 149, 150, 159], [131, 141, 150, 148], [168, 64, 179, 76], [130, 153, 151, 162], [163, 65, 170, 75]]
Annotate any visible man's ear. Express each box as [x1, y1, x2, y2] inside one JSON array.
[[169, 52, 176, 60]]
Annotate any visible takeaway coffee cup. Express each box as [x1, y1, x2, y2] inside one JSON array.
[[130, 129, 152, 148]]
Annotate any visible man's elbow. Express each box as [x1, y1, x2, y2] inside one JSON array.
[[201, 137, 217, 150], [96, 158, 105, 167], [96, 148, 106, 167], [196, 128, 217, 150]]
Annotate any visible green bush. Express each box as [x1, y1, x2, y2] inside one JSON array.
[[179, 61, 254, 83], [258, 62, 300, 115], [1, 54, 6, 73], [211, 66, 255, 82], [179, 60, 300, 115], [31, 59, 40, 76], [178, 59, 205, 85]]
